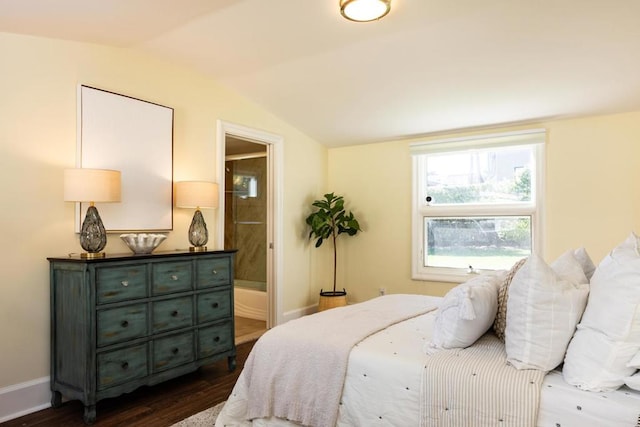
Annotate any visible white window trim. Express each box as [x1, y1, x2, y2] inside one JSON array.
[[411, 130, 545, 283]]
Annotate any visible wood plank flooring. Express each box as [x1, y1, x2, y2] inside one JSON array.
[[235, 317, 267, 345], [3, 318, 265, 427]]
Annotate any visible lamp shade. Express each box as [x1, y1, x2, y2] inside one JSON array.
[[175, 181, 219, 209], [340, 0, 391, 22], [64, 168, 121, 203]]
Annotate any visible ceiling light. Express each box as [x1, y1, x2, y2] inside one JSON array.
[[340, 0, 391, 22]]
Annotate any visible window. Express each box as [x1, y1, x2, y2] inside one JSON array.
[[411, 129, 545, 282]]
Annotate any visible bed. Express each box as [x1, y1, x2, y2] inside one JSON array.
[[216, 237, 640, 427], [215, 296, 640, 427]]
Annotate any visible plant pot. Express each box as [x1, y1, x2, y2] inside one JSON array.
[[318, 289, 347, 312]]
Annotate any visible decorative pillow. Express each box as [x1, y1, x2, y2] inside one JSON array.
[[493, 258, 527, 341], [563, 233, 640, 391], [504, 251, 589, 371], [574, 247, 596, 280], [624, 351, 640, 390], [624, 373, 640, 391], [627, 350, 640, 369], [425, 272, 504, 354]]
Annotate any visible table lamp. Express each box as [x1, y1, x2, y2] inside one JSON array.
[[175, 181, 219, 251], [64, 168, 121, 258]]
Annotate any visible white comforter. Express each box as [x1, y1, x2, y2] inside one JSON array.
[[216, 295, 640, 427], [240, 295, 438, 427]]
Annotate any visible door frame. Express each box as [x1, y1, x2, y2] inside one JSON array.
[[216, 120, 283, 328]]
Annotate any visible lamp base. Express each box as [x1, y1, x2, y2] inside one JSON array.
[[189, 246, 208, 252], [79, 205, 108, 254], [80, 252, 106, 259]]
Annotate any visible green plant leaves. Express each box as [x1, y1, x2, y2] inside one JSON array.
[[305, 192, 361, 247], [305, 192, 362, 292]]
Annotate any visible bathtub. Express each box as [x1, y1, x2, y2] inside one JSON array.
[[234, 280, 267, 321]]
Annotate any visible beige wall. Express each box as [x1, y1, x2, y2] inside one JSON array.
[[3, 29, 640, 396], [328, 112, 640, 302], [0, 32, 327, 388]]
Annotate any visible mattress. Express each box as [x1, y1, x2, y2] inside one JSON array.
[[217, 296, 640, 426]]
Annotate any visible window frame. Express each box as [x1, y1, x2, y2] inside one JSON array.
[[410, 129, 546, 283]]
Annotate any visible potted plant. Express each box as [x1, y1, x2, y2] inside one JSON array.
[[305, 192, 362, 311]]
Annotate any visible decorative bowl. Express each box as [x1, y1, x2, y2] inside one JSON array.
[[120, 233, 167, 254]]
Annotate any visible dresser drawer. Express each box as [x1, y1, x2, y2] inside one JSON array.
[[152, 260, 192, 295], [196, 257, 231, 288], [153, 332, 195, 372], [49, 250, 236, 424], [152, 296, 193, 333], [198, 322, 233, 358], [96, 264, 147, 304], [97, 343, 148, 390], [197, 291, 231, 324], [97, 304, 148, 347]]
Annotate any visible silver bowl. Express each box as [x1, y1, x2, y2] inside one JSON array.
[[120, 233, 167, 254]]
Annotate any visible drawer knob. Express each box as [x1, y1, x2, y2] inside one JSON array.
[[171, 310, 179, 317], [121, 320, 129, 328], [212, 302, 219, 308], [121, 281, 129, 287], [121, 362, 129, 370], [171, 275, 178, 281], [172, 348, 179, 355], [214, 336, 220, 342]]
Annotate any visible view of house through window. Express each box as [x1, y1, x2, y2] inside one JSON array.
[[411, 130, 544, 282]]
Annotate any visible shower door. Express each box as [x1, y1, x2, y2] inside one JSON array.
[[224, 154, 268, 321]]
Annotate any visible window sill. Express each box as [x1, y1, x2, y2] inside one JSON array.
[[412, 269, 486, 283]]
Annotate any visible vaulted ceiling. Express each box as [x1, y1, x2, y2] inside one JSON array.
[[2, 0, 640, 147]]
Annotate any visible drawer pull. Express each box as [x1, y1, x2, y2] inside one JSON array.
[[121, 320, 129, 328], [121, 362, 129, 370], [212, 270, 218, 275], [214, 336, 220, 342], [172, 348, 179, 355], [171, 310, 179, 317], [171, 275, 178, 281], [121, 281, 129, 287], [212, 302, 219, 308]]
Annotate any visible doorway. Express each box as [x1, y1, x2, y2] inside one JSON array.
[[216, 120, 283, 338], [225, 139, 268, 342]]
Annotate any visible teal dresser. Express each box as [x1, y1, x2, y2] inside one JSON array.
[[48, 250, 237, 424]]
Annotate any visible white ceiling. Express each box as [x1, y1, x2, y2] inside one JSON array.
[[2, 0, 640, 147]]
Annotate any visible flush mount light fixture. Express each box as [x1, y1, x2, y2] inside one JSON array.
[[340, 0, 391, 22]]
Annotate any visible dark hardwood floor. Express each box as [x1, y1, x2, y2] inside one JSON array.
[[2, 340, 256, 427]]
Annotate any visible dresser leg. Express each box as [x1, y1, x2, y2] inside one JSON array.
[[228, 355, 237, 372], [83, 404, 96, 425], [51, 391, 62, 408]]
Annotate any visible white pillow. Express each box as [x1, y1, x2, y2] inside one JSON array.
[[505, 251, 589, 371], [574, 247, 596, 280], [627, 350, 640, 368], [625, 373, 640, 390], [425, 272, 503, 354], [563, 233, 640, 391], [624, 351, 640, 390]]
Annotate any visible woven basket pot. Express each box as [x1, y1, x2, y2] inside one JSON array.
[[318, 289, 348, 312]]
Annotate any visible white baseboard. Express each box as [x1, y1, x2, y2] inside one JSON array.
[[0, 376, 51, 423], [282, 303, 317, 323]]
